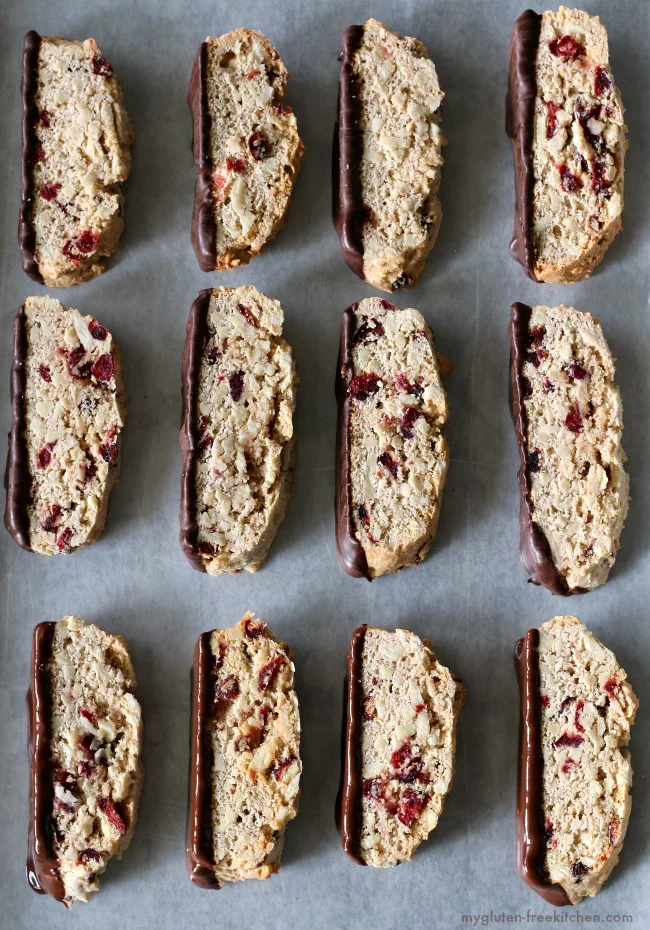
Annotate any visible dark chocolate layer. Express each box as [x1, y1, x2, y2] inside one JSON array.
[[514, 629, 571, 907], [19, 31, 44, 284], [506, 11, 541, 281], [179, 290, 212, 573], [4, 304, 33, 551], [336, 625, 367, 865], [26, 621, 65, 902], [186, 632, 221, 888], [188, 42, 217, 272], [509, 302, 580, 595], [333, 26, 365, 281], [334, 305, 370, 580]]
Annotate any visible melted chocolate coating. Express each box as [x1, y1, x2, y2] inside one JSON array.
[[514, 630, 571, 906], [188, 43, 217, 272], [509, 302, 581, 595], [4, 305, 33, 551], [26, 621, 65, 902], [333, 26, 365, 281], [179, 290, 212, 573], [335, 305, 370, 580], [335, 625, 367, 865], [19, 31, 44, 284], [506, 11, 541, 281], [186, 632, 221, 888]]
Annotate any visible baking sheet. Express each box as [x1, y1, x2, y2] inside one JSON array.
[[1, 0, 648, 927]]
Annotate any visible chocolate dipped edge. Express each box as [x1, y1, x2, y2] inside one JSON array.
[[26, 621, 65, 902], [4, 304, 33, 551], [335, 305, 370, 580], [19, 31, 44, 283], [505, 10, 541, 281], [186, 632, 221, 888], [188, 42, 217, 272], [514, 629, 571, 907], [509, 302, 580, 595], [333, 25, 365, 281], [179, 289, 212, 573], [336, 624, 367, 865]]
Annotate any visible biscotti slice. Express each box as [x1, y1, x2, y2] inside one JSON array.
[[506, 8, 625, 283], [335, 297, 449, 579], [19, 31, 133, 286], [5, 296, 126, 555], [179, 287, 297, 574], [187, 614, 301, 887], [337, 625, 465, 867], [188, 29, 303, 271], [334, 19, 445, 292], [509, 303, 628, 593], [515, 617, 637, 905], [27, 617, 143, 907]]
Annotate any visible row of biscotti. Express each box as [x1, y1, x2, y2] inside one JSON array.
[[26, 614, 637, 908], [19, 8, 626, 292], [4, 292, 629, 596]]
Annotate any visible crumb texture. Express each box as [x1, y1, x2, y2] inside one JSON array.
[[30, 36, 133, 286], [47, 616, 143, 907], [205, 615, 301, 884], [347, 297, 449, 578], [355, 18, 445, 292], [521, 304, 628, 590], [21, 296, 126, 555], [539, 616, 637, 904], [204, 29, 303, 269], [193, 286, 296, 574], [532, 7, 625, 282], [357, 627, 464, 867]]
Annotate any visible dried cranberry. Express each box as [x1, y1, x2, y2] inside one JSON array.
[[557, 163, 582, 192], [99, 798, 126, 834], [229, 371, 245, 401], [243, 617, 267, 639], [561, 758, 578, 774], [205, 345, 221, 364], [41, 504, 63, 532], [377, 451, 400, 480], [92, 55, 113, 78], [76, 849, 102, 866], [39, 183, 62, 201], [546, 101, 560, 139], [362, 695, 376, 721], [198, 542, 215, 556], [544, 819, 555, 842], [363, 778, 387, 802], [379, 300, 397, 311], [38, 363, 51, 382], [92, 354, 115, 383], [595, 66, 612, 96], [575, 100, 606, 154], [541, 695, 550, 708], [247, 69, 261, 80], [521, 377, 532, 397], [34, 143, 45, 163], [55, 769, 77, 792], [395, 372, 423, 396], [76, 230, 99, 253], [549, 35, 585, 59], [571, 861, 589, 879], [357, 503, 371, 529], [259, 656, 284, 692], [553, 733, 585, 748], [397, 789, 425, 826], [226, 157, 247, 173], [591, 157, 611, 194], [525, 351, 540, 367], [543, 377, 555, 392], [527, 450, 540, 473], [88, 319, 107, 340], [65, 346, 92, 381], [568, 360, 588, 380], [248, 130, 271, 160], [84, 451, 98, 482], [273, 754, 296, 781], [400, 407, 422, 439], [353, 318, 384, 346], [38, 109, 51, 127], [565, 402, 584, 433], [574, 699, 585, 733], [238, 304, 256, 326], [604, 678, 619, 696], [559, 696, 575, 715], [390, 743, 423, 784], [259, 705, 272, 726], [80, 707, 98, 726], [215, 675, 239, 702], [349, 372, 381, 401], [528, 326, 546, 347], [37, 446, 52, 469], [100, 442, 117, 463]]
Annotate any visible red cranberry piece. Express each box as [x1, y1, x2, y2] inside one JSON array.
[[38, 109, 51, 127], [80, 707, 98, 726], [349, 372, 381, 401], [543, 377, 555, 392], [76, 230, 99, 253], [544, 818, 555, 842], [247, 69, 261, 80], [55, 769, 77, 792], [65, 346, 92, 381], [229, 371, 245, 401], [99, 441, 117, 463], [259, 656, 284, 692], [390, 743, 423, 783], [591, 157, 611, 194], [527, 450, 540, 473], [357, 503, 371, 529], [88, 319, 107, 340], [76, 849, 103, 866], [559, 696, 575, 714], [226, 157, 247, 173], [541, 695, 550, 708], [549, 35, 585, 59], [99, 798, 126, 834], [37, 446, 52, 469], [215, 674, 240, 702], [521, 377, 532, 397], [561, 758, 578, 774], [379, 299, 397, 311], [259, 705, 272, 726], [553, 733, 585, 748], [545, 102, 560, 139], [571, 861, 589, 879], [273, 754, 296, 781], [397, 789, 425, 826], [557, 163, 582, 192], [568, 361, 588, 380], [363, 778, 387, 802], [565, 402, 584, 434], [77, 732, 95, 755], [39, 183, 62, 201], [238, 304, 256, 326], [248, 130, 271, 160], [92, 354, 115, 383], [377, 451, 400, 480], [399, 407, 422, 439], [395, 372, 423, 397], [575, 101, 606, 154], [362, 696, 376, 721], [574, 699, 585, 733], [38, 363, 51, 382], [595, 66, 612, 96], [41, 504, 63, 532], [243, 617, 267, 639], [353, 318, 384, 346], [528, 326, 546, 347], [604, 678, 619, 696], [206, 345, 221, 364], [34, 143, 45, 163], [198, 542, 215, 556], [92, 55, 113, 78]]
